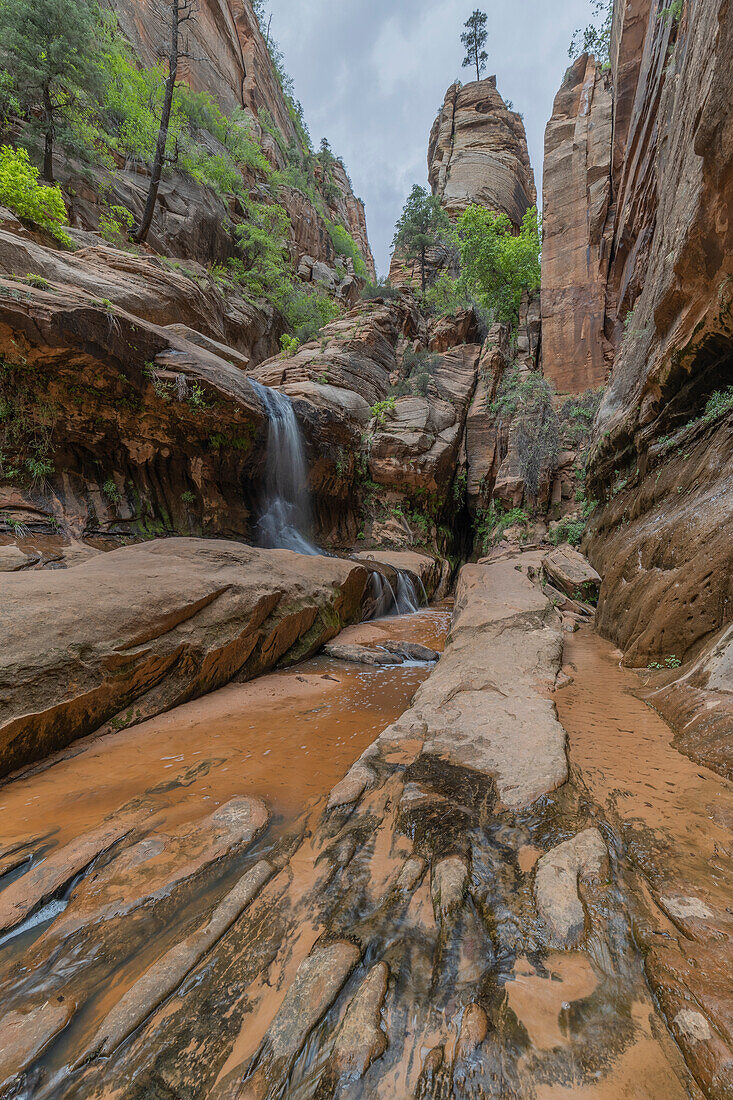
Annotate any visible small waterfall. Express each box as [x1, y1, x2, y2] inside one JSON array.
[[364, 568, 427, 619], [249, 379, 319, 556], [395, 571, 420, 614]]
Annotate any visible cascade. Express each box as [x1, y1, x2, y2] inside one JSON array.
[[249, 380, 319, 556]]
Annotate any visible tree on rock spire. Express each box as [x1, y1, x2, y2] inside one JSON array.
[[461, 10, 489, 83]]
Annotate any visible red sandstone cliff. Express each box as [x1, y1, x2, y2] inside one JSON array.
[[541, 55, 613, 395]]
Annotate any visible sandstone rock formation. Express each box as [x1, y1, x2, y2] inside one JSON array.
[[97, 0, 374, 277], [582, 0, 733, 688], [390, 76, 536, 287], [0, 538, 368, 776], [541, 54, 614, 394], [2, 550, 698, 1099], [428, 78, 536, 227]]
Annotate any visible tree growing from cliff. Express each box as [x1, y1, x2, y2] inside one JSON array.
[[461, 10, 489, 82], [456, 205, 541, 327], [0, 0, 104, 181], [134, 0, 198, 243], [568, 0, 612, 68], [392, 185, 452, 293]]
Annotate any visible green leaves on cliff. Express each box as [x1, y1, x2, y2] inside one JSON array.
[[0, 145, 71, 243], [456, 205, 541, 327], [393, 185, 453, 292]]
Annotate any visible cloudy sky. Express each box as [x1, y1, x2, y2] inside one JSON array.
[[264, 0, 593, 275]]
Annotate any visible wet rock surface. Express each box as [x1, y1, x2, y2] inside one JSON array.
[[0, 551, 714, 1098], [0, 538, 369, 777]]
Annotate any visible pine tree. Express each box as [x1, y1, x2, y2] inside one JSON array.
[[134, 0, 198, 244], [461, 10, 489, 83], [0, 0, 104, 181], [393, 185, 452, 293]]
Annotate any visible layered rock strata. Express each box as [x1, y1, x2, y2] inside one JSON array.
[[582, 0, 733, 690], [0, 538, 368, 777], [541, 54, 614, 394]]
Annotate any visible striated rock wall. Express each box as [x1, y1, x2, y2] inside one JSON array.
[[428, 78, 536, 227], [584, 0, 733, 673], [541, 54, 614, 395]]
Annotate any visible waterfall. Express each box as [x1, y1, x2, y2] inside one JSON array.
[[395, 571, 420, 614], [249, 379, 319, 556]]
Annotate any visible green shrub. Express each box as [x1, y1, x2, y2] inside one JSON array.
[[549, 517, 586, 547], [98, 203, 134, 243], [393, 348, 442, 398], [361, 277, 400, 301], [456, 205, 540, 330], [701, 385, 733, 425], [476, 502, 529, 551], [327, 221, 368, 278], [371, 396, 396, 426], [0, 145, 72, 244]]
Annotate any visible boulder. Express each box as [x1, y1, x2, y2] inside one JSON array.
[[0, 538, 368, 777], [534, 828, 609, 947], [543, 546, 601, 601]]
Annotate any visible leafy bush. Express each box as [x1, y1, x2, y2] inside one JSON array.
[[98, 202, 134, 243], [371, 396, 396, 426], [569, 0, 612, 66], [701, 385, 733, 425], [456, 205, 541, 330], [513, 376, 560, 502], [393, 348, 442, 398], [0, 145, 72, 244], [327, 221, 368, 278], [361, 277, 400, 301], [548, 518, 586, 547], [420, 274, 470, 316], [475, 502, 529, 551]]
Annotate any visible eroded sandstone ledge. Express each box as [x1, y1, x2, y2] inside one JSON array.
[[0, 538, 369, 778]]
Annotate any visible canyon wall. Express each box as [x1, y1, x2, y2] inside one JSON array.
[[537, 0, 733, 807], [93, 0, 374, 276], [541, 54, 613, 395]]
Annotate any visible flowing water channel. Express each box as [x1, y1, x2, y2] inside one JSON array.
[[0, 604, 452, 1092]]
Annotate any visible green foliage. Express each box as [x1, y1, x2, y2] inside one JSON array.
[[701, 385, 733, 425], [393, 184, 453, 292], [0, 355, 56, 486], [181, 489, 196, 506], [98, 202, 134, 244], [476, 502, 529, 552], [0, 145, 71, 243], [0, 0, 106, 177], [421, 274, 470, 316], [361, 277, 400, 301], [102, 477, 120, 503], [513, 376, 560, 502], [327, 221, 368, 278], [393, 348, 442, 398], [461, 9, 489, 82], [279, 334, 300, 357], [370, 396, 396, 426], [659, 0, 683, 23], [548, 518, 586, 547], [569, 0, 613, 67], [456, 205, 541, 329], [25, 273, 50, 289]]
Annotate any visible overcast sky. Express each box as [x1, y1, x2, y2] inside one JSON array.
[[265, 1, 593, 275]]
